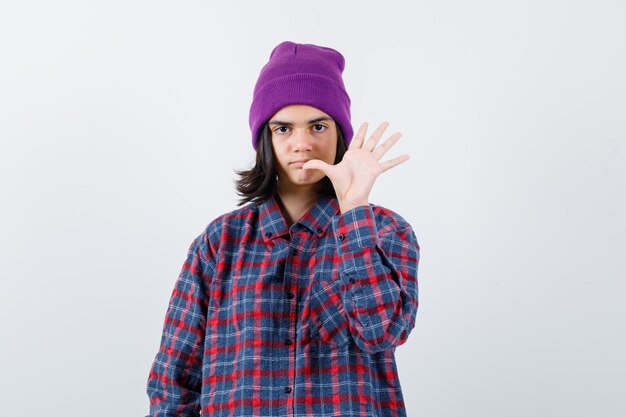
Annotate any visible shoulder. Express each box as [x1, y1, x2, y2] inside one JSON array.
[[203, 202, 259, 240], [194, 202, 261, 253], [179, 203, 260, 273], [369, 203, 417, 238]]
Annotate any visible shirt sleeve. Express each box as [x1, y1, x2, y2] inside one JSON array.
[[146, 232, 215, 417], [330, 204, 420, 354]]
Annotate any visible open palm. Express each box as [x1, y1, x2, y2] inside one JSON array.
[[302, 121, 409, 213]]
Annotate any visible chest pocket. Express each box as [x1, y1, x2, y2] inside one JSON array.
[[306, 270, 353, 348]]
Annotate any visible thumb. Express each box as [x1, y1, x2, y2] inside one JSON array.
[[302, 159, 331, 173]]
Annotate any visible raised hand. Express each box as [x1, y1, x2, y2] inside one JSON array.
[[302, 121, 409, 213]]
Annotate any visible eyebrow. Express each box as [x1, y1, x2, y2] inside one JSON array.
[[268, 116, 333, 126]]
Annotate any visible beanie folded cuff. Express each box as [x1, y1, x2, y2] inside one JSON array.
[[249, 73, 353, 149]]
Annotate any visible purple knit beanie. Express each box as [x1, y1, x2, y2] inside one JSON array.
[[249, 41, 353, 150]]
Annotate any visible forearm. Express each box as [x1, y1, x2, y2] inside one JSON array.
[[331, 205, 420, 353]]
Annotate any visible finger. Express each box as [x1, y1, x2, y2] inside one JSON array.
[[372, 132, 402, 160], [379, 154, 410, 173], [363, 121, 390, 152], [349, 122, 369, 149]]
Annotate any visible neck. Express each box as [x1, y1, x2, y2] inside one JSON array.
[[276, 182, 320, 228]]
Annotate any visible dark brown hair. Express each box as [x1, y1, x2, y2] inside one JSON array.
[[235, 123, 347, 206]]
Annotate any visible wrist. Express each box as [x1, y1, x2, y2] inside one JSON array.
[[339, 200, 369, 214]]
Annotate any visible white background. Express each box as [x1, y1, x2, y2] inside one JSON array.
[[1, 1, 625, 416]]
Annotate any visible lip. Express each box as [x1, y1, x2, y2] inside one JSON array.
[[289, 159, 311, 166]]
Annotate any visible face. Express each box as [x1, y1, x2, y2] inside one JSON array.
[[269, 104, 338, 192]]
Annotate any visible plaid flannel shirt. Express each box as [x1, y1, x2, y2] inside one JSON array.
[[147, 194, 420, 417]]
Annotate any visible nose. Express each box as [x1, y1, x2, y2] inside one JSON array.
[[291, 127, 313, 151]]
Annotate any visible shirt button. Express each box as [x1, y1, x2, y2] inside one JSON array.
[[291, 248, 298, 256], [338, 233, 345, 241], [349, 278, 356, 284], [317, 227, 323, 234], [285, 338, 293, 346], [286, 292, 294, 299], [265, 232, 272, 238], [284, 386, 292, 394]]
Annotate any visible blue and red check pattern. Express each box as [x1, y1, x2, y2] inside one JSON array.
[[147, 194, 420, 417]]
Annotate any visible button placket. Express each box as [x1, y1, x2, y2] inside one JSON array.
[[284, 235, 301, 400]]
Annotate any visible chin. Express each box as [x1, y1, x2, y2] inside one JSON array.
[[288, 173, 325, 186]]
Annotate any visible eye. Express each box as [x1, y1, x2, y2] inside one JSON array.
[[274, 126, 290, 134], [312, 124, 327, 132]]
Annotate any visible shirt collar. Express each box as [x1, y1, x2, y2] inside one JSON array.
[[258, 194, 340, 242]]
